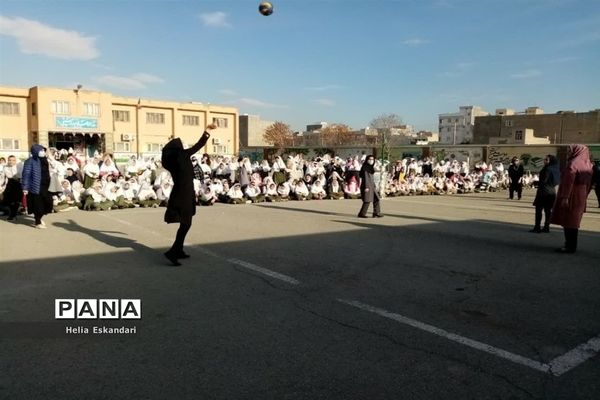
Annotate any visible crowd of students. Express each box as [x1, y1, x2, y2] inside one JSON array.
[[0, 148, 542, 217]]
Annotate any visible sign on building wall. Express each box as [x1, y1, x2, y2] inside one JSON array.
[[56, 117, 98, 129]]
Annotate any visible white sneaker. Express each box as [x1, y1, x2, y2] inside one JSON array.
[[40, 221, 46, 226], [34, 224, 47, 229]]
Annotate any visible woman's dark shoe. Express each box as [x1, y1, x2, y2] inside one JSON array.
[[177, 252, 191, 259], [164, 251, 182, 266], [357, 214, 368, 218], [373, 214, 384, 218], [541, 227, 550, 233], [554, 247, 576, 254], [529, 227, 541, 233]]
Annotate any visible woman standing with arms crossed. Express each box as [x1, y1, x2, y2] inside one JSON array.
[[551, 144, 594, 253], [529, 155, 560, 233], [358, 155, 383, 218]]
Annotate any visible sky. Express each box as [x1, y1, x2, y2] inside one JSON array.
[[0, 0, 599, 132]]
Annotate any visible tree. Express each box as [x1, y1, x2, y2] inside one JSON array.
[[263, 121, 293, 149], [369, 113, 402, 159], [320, 123, 353, 146], [369, 113, 403, 197]]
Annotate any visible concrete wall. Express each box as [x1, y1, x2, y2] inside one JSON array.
[[474, 110, 600, 144], [239, 115, 274, 148]]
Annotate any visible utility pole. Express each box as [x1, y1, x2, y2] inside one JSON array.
[[379, 129, 387, 198], [453, 121, 457, 145]]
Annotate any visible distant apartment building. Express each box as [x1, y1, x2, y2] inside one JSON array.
[[438, 106, 489, 144], [473, 107, 600, 144], [0, 85, 239, 158], [306, 122, 328, 132], [390, 124, 414, 136], [239, 114, 274, 148]]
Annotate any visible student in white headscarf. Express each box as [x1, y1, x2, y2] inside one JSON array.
[[53, 180, 79, 212], [83, 180, 112, 211], [137, 180, 159, 207], [83, 158, 100, 189], [198, 183, 216, 206], [245, 181, 265, 203], [265, 182, 279, 202], [120, 179, 137, 207], [277, 181, 290, 201], [293, 180, 310, 200], [327, 171, 344, 200], [2, 155, 23, 221], [310, 179, 326, 200], [156, 178, 173, 206], [99, 155, 120, 179], [226, 183, 245, 204]]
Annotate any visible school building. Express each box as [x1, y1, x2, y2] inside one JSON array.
[[0, 85, 239, 159]]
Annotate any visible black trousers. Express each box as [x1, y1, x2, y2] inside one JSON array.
[[8, 201, 20, 219], [534, 195, 555, 229], [509, 183, 522, 199], [169, 223, 191, 254], [563, 227, 578, 251], [359, 199, 381, 217], [595, 185, 600, 207]]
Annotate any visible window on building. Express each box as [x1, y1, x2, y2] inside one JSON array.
[[0, 139, 20, 150], [112, 110, 130, 122], [84, 103, 100, 116], [213, 145, 228, 154], [146, 143, 163, 152], [146, 113, 165, 124], [32, 102, 37, 116], [212, 117, 228, 128], [183, 115, 200, 126], [115, 142, 131, 152], [505, 120, 513, 127], [51, 101, 70, 114], [515, 130, 523, 140], [439, 119, 443, 124], [0, 102, 20, 115]]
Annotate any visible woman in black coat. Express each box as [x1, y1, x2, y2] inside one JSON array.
[[358, 155, 383, 218], [161, 124, 216, 266], [529, 155, 560, 233]]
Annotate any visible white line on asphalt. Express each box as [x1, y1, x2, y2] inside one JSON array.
[[100, 214, 301, 285], [226, 258, 301, 285], [548, 334, 600, 376], [338, 299, 551, 373]]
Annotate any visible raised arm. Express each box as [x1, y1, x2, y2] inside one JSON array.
[[184, 123, 218, 157]]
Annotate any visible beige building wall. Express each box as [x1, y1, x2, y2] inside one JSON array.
[[0, 87, 30, 157], [239, 114, 274, 148], [0, 86, 239, 159], [474, 110, 600, 144]]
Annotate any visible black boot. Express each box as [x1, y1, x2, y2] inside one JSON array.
[[164, 250, 182, 266], [529, 227, 541, 233]]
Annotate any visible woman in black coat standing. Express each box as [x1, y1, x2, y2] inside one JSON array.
[[529, 155, 560, 233], [358, 155, 383, 218], [161, 124, 216, 266]]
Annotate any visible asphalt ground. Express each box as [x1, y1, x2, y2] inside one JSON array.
[[1, 190, 599, 400]]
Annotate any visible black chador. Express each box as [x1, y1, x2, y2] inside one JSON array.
[[161, 130, 211, 266]]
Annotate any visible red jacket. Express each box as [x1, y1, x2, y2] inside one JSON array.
[[551, 145, 593, 229]]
